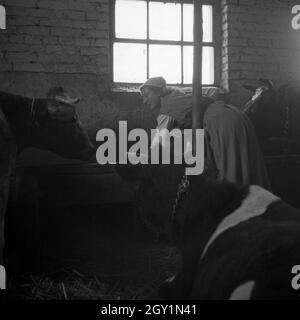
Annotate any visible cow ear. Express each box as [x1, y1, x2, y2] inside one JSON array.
[[55, 95, 80, 105], [259, 78, 274, 90], [243, 84, 256, 92]]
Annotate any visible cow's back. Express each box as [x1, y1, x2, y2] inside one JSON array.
[[190, 200, 300, 299], [0, 107, 17, 283], [0, 91, 29, 128]]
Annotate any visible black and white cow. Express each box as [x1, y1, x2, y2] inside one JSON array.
[[116, 164, 300, 300], [243, 79, 300, 155], [0, 88, 95, 289]]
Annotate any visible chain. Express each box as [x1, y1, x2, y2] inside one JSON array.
[[134, 171, 191, 240], [171, 174, 190, 224]]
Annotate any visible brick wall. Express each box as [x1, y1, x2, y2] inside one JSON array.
[[222, 0, 300, 105], [1, 0, 299, 99], [0, 0, 155, 165], [0, 0, 115, 136], [1, 0, 109, 74], [0, 0, 300, 164]]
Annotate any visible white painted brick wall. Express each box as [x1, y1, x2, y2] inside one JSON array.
[[1, 0, 299, 106], [222, 0, 300, 104], [0, 0, 109, 75]]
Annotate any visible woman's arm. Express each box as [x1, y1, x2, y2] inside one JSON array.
[[151, 114, 176, 150]]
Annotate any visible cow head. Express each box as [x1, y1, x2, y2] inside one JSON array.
[[33, 87, 95, 160], [243, 78, 275, 114], [243, 78, 283, 143]]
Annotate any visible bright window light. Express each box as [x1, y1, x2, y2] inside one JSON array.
[[113, 0, 215, 85], [183, 46, 214, 85], [183, 4, 213, 43], [183, 4, 193, 42], [115, 0, 147, 39], [149, 45, 181, 84], [149, 2, 181, 41], [114, 43, 147, 83], [203, 5, 213, 43]]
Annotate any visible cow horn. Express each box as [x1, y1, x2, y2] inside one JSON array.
[[55, 95, 81, 105], [243, 84, 257, 92], [259, 78, 274, 90], [47, 87, 81, 105]]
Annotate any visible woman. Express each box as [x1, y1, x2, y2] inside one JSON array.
[[140, 76, 271, 189]]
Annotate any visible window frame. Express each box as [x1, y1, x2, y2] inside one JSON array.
[[109, 0, 218, 88]]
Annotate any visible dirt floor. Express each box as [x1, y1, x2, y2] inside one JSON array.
[[8, 244, 180, 300], [5, 203, 181, 300]]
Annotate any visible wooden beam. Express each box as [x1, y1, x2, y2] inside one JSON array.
[[192, 0, 203, 130]]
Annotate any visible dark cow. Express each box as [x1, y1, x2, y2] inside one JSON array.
[[0, 88, 95, 289], [243, 78, 300, 155], [116, 163, 300, 300]]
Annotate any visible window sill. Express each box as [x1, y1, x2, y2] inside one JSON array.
[[110, 83, 230, 101], [111, 83, 142, 93], [111, 83, 195, 94]]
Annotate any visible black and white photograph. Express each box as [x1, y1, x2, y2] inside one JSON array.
[[1, 0, 300, 303]]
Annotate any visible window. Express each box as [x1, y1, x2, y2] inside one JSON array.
[[111, 0, 215, 86]]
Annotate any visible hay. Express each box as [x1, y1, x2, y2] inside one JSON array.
[[8, 241, 181, 300], [11, 269, 118, 300], [8, 264, 179, 300]]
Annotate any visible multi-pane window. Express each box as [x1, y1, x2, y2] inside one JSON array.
[[112, 0, 214, 85]]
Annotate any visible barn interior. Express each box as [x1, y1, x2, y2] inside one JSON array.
[[1, 0, 300, 299]]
